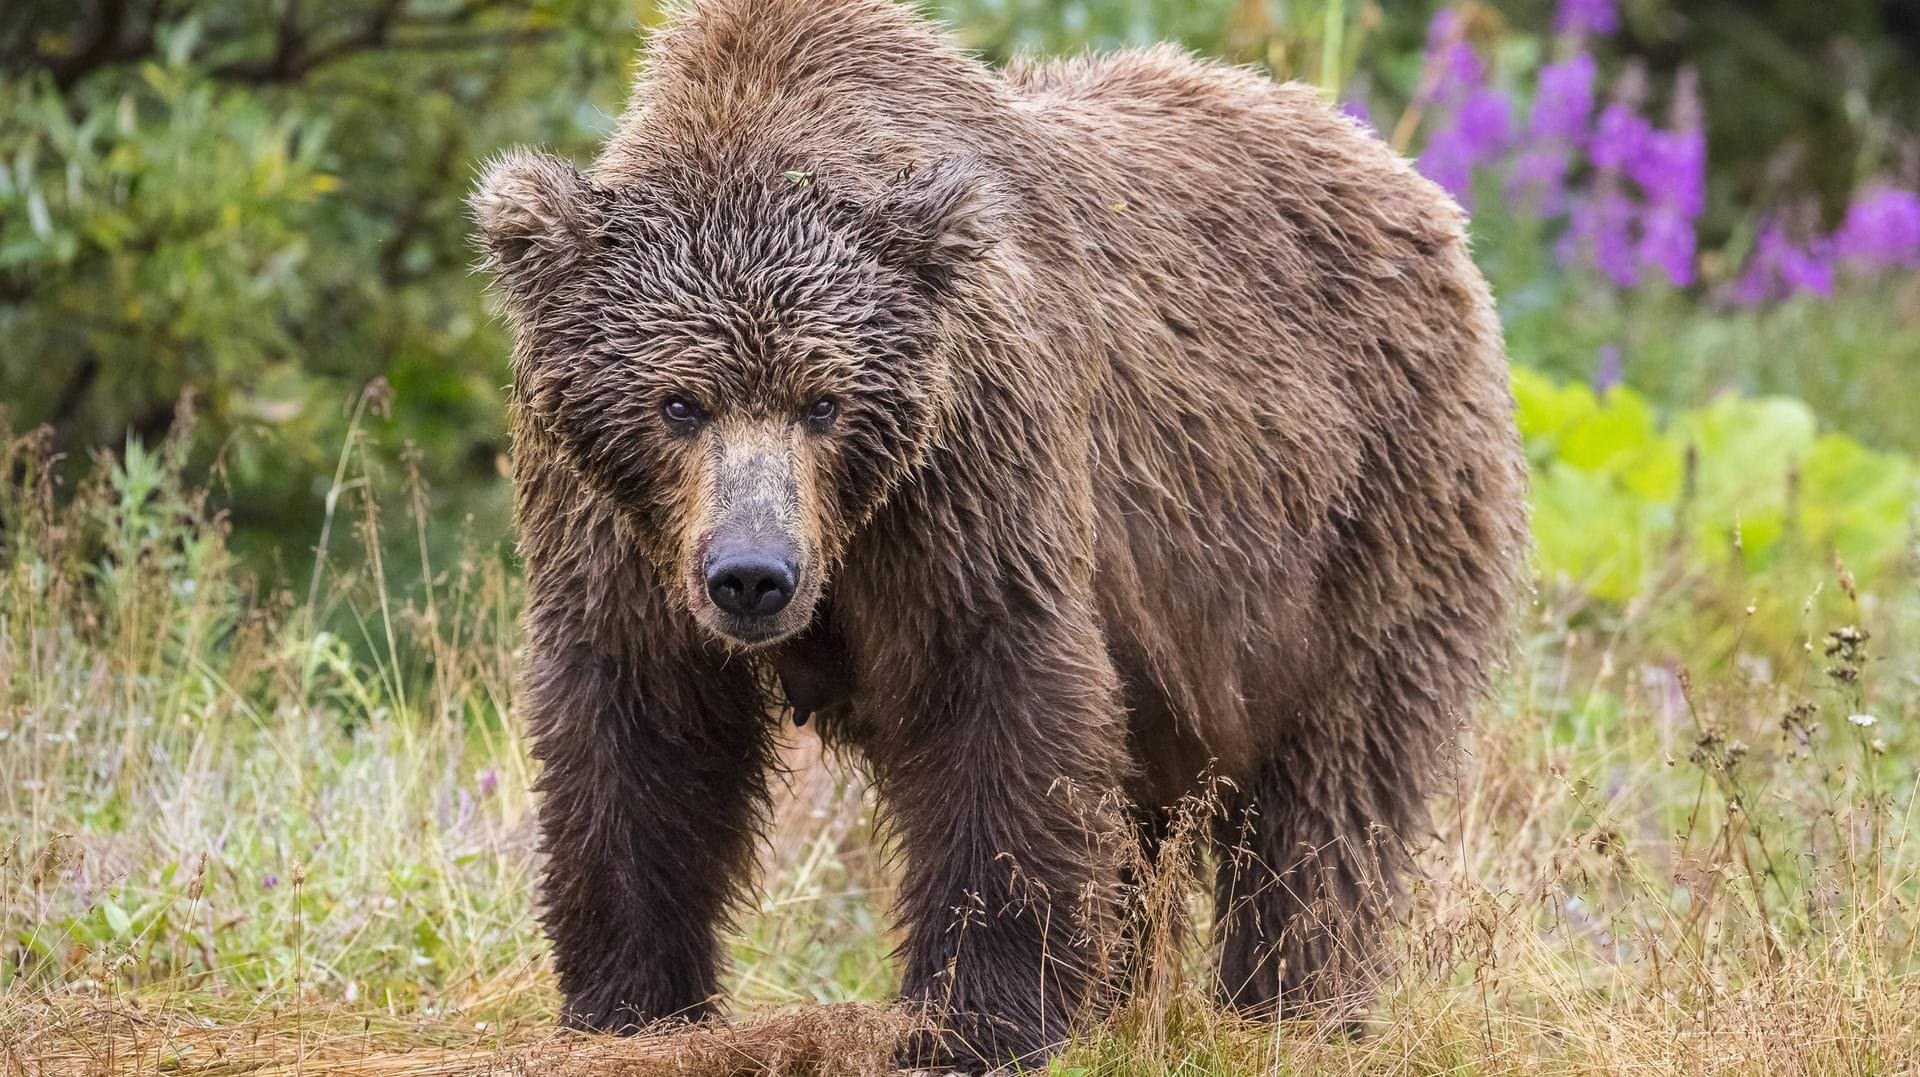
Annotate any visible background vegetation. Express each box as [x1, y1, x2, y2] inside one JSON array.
[[2, 0, 1917, 1072]]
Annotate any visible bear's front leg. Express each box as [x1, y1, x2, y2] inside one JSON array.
[[874, 605, 1131, 1071], [521, 617, 772, 1033]]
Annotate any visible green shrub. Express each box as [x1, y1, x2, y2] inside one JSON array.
[[1517, 366, 1918, 603]]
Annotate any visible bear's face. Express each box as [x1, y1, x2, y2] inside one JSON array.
[[474, 152, 997, 647]]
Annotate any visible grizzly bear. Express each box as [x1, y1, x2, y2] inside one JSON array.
[[472, 0, 1527, 1068]]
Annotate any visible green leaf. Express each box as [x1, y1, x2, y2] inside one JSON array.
[[102, 899, 133, 938]]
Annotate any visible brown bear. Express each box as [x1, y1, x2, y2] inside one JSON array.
[[472, 0, 1527, 1069]]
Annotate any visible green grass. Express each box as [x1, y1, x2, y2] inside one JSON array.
[[2, 399, 1917, 1074]]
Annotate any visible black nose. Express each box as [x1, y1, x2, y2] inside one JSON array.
[[705, 552, 797, 618]]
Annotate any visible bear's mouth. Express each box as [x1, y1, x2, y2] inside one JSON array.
[[707, 610, 803, 646]]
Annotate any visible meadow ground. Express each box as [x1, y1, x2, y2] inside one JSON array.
[[2, 416, 1917, 1076]]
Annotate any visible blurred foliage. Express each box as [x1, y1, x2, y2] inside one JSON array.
[[0, 0, 1915, 583], [1617, 0, 1920, 231], [1469, 200, 1920, 456], [942, 0, 1386, 88], [0, 0, 643, 561], [1516, 366, 1917, 607]]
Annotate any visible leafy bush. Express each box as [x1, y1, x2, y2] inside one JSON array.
[[0, 0, 633, 548], [1518, 366, 1917, 603]]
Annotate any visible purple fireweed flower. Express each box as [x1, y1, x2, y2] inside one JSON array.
[[1530, 52, 1598, 144], [1506, 146, 1574, 214], [1639, 203, 1697, 286], [1436, 43, 1484, 97], [1625, 123, 1704, 284], [1780, 238, 1835, 297], [1832, 186, 1920, 270], [1593, 344, 1624, 393], [1731, 225, 1835, 304], [1629, 128, 1707, 218], [1422, 9, 1485, 104], [1510, 52, 1597, 215], [1456, 87, 1515, 157], [1419, 87, 1513, 206], [1419, 131, 1474, 203], [1555, 0, 1620, 37], [1426, 8, 1461, 50], [1729, 226, 1786, 305], [1559, 188, 1640, 286], [1590, 104, 1652, 173]]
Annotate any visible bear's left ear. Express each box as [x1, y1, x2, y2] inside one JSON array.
[[471, 149, 602, 305], [864, 157, 1003, 297]]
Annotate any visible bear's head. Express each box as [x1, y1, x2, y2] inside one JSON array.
[[473, 150, 999, 647]]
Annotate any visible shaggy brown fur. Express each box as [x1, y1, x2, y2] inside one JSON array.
[[472, 0, 1527, 1069]]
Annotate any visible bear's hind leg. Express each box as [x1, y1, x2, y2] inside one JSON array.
[[1209, 751, 1406, 1021]]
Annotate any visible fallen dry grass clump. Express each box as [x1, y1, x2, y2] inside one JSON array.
[[4, 996, 915, 1076], [2, 410, 1917, 1075]]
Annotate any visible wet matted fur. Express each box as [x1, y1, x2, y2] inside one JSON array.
[[472, 0, 1528, 1069]]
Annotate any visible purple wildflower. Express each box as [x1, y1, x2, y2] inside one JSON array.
[[1590, 104, 1652, 172], [1598, 66, 1705, 287], [262, 873, 279, 890], [1592, 344, 1624, 393], [1832, 187, 1920, 270], [1729, 227, 1786, 305], [1731, 225, 1835, 304], [1530, 53, 1598, 144], [1780, 238, 1835, 297], [1457, 88, 1515, 157], [1419, 132, 1474, 203], [1559, 188, 1640, 286], [1510, 52, 1597, 214], [1425, 7, 1461, 51], [1420, 87, 1513, 206], [477, 768, 500, 796], [1422, 9, 1485, 105], [1554, 0, 1620, 37], [1626, 126, 1704, 285], [1628, 129, 1706, 217], [1638, 203, 1697, 286]]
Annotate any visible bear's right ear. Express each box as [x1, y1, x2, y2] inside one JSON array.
[[471, 150, 601, 302], [863, 157, 1003, 298]]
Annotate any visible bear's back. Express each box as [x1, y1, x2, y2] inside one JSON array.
[[992, 47, 1522, 785]]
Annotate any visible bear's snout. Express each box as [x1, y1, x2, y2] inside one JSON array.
[[705, 547, 798, 618], [683, 420, 828, 646]]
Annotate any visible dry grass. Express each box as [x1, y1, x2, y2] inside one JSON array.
[[6, 996, 913, 1076], [2, 410, 1916, 1075]]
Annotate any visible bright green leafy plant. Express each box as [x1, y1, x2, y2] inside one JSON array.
[[1517, 366, 1917, 603]]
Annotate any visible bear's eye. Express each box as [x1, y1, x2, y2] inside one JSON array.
[[805, 397, 838, 426], [662, 397, 702, 427]]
